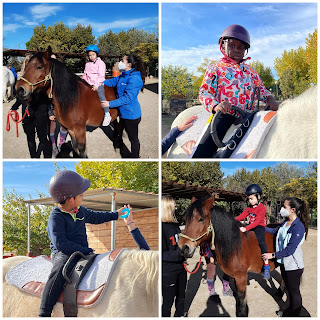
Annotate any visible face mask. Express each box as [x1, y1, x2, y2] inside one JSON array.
[[280, 207, 290, 218], [118, 61, 126, 70]]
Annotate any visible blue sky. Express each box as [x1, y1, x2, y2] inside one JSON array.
[[3, 161, 314, 199], [162, 3, 317, 77], [3, 3, 158, 49]]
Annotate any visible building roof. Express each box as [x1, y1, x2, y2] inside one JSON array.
[[162, 181, 245, 202], [24, 187, 158, 211]]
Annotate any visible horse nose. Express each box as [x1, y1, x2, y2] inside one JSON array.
[[16, 86, 26, 99], [181, 244, 193, 258]]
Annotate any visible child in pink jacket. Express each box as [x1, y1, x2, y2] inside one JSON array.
[[82, 45, 111, 126]]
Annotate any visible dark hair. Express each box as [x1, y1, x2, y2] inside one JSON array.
[[286, 197, 309, 239], [126, 54, 145, 92]]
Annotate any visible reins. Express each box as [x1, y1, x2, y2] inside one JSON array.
[[6, 108, 30, 137], [180, 220, 215, 274], [19, 61, 54, 98]]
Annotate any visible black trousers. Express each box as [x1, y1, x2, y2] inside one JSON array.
[[117, 117, 141, 158], [162, 269, 187, 317], [192, 113, 235, 158], [280, 264, 304, 316], [39, 252, 79, 317], [253, 225, 268, 254]]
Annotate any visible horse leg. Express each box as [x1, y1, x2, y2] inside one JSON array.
[[235, 275, 248, 317], [73, 127, 87, 158]]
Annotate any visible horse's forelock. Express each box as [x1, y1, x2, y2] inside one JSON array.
[[185, 198, 207, 222]]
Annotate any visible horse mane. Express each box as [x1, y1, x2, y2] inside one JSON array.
[[120, 249, 158, 307], [211, 205, 244, 266]]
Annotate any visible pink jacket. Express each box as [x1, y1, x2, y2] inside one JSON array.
[[199, 57, 271, 113], [82, 57, 106, 87]]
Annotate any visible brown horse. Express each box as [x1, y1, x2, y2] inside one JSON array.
[[178, 196, 276, 317], [15, 46, 118, 158]]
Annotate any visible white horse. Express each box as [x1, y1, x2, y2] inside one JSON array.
[[167, 85, 317, 159], [3, 66, 15, 103], [3, 250, 158, 317]]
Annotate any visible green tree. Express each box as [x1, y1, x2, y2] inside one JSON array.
[[75, 162, 158, 193], [162, 65, 194, 99], [250, 60, 275, 88], [3, 189, 51, 256], [162, 162, 223, 188], [305, 29, 317, 85]]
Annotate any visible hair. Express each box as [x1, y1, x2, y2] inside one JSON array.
[[161, 196, 178, 223], [126, 53, 145, 92], [285, 197, 309, 239]]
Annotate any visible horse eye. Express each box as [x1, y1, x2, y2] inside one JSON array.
[[199, 217, 204, 222], [37, 66, 42, 70]]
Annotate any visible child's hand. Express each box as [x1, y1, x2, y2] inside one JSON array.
[[123, 205, 133, 225], [92, 86, 98, 91], [178, 115, 197, 132], [49, 115, 55, 121], [266, 95, 279, 111], [240, 227, 247, 232], [214, 101, 232, 114]]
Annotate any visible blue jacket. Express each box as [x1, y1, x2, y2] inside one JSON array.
[[47, 206, 118, 256], [265, 217, 305, 270], [130, 228, 150, 250], [162, 126, 181, 155], [104, 69, 143, 120], [10, 66, 17, 79]]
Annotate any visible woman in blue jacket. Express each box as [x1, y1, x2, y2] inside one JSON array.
[[262, 197, 309, 317], [103, 54, 144, 158]]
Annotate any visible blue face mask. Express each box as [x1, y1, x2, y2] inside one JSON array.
[[280, 207, 290, 218]]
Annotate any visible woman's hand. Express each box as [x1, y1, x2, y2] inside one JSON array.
[[101, 101, 110, 108], [262, 253, 273, 260], [49, 115, 55, 121], [214, 101, 232, 114], [240, 227, 247, 233], [177, 115, 197, 132], [92, 86, 98, 91], [266, 95, 279, 111]]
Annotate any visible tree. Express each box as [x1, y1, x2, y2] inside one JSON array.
[[132, 42, 158, 77], [162, 65, 194, 99], [162, 162, 223, 188], [305, 29, 317, 85], [3, 189, 51, 256], [75, 162, 158, 193], [250, 60, 275, 88]]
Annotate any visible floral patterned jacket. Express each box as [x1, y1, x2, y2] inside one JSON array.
[[199, 57, 271, 113]]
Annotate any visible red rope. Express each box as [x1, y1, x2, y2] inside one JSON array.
[[6, 109, 30, 137], [184, 255, 203, 274]]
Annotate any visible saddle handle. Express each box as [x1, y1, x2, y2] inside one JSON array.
[[210, 106, 247, 149], [62, 251, 87, 283]]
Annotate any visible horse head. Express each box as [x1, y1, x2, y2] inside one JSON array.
[[178, 196, 214, 258], [16, 46, 53, 101]]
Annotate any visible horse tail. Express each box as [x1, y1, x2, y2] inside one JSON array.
[[120, 249, 158, 306]]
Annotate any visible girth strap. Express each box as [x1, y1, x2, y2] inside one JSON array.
[[62, 251, 98, 317]]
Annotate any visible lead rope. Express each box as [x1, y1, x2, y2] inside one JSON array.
[[183, 247, 209, 274], [6, 108, 30, 137]]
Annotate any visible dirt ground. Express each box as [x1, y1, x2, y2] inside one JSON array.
[[3, 78, 159, 159], [180, 228, 317, 317]]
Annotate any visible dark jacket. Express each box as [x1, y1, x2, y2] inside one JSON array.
[[162, 222, 185, 273], [47, 206, 118, 256], [162, 126, 181, 155]]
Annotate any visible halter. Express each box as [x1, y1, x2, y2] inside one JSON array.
[[19, 63, 53, 98], [179, 220, 215, 250]]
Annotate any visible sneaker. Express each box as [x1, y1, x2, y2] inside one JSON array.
[[223, 286, 233, 296], [102, 112, 111, 126], [263, 265, 271, 280], [52, 146, 59, 158], [276, 310, 283, 317]]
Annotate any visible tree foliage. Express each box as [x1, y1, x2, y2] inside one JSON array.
[[162, 65, 194, 99], [3, 189, 51, 256], [305, 29, 317, 85], [250, 60, 275, 88], [75, 161, 158, 193], [162, 162, 223, 188]]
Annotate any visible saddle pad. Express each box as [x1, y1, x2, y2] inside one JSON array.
[[6, 249, 125, 307], [230, 111, 277, 158], [176, 109, 212, 154]]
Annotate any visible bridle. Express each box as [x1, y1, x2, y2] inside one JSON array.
[[179, 220, 215, 249], [19, 62, 54, 99]]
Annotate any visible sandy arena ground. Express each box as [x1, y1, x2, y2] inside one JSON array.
[[3, 78, 159, 159], [178, 228, 317, 317]]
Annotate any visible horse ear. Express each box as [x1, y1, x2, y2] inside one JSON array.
[[43, 46, 53, 60], [191, 197, 197, 204], [204, 197, 215, 211]]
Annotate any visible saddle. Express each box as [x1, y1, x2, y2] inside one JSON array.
[[5, 249, 125, 316]]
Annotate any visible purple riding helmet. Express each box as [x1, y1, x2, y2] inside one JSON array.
[[49, 170, 91, 204], [219, 24, 250, 49]]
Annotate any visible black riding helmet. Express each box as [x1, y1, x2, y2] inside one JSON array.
[[49, 170, 90, 204], [245, 184, 262, 203]]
